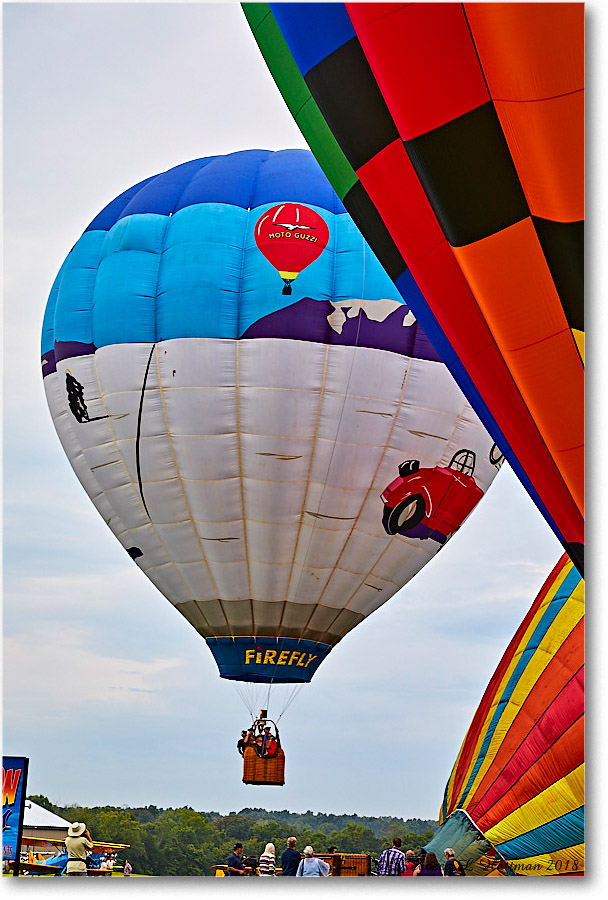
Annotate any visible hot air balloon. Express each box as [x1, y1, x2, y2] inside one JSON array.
[[243, 3, 584, 576], [424, 553, 584, 876], [255, 202, 329, 293], [41, 148, 500, 780]]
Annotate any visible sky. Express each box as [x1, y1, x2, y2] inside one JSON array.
[[2, 0, 603, 869]]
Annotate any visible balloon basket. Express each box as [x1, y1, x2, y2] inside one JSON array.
[[242, 746, 285, 786]]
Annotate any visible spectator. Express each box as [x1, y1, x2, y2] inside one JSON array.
[[444, 847, 466, 876], [64, 822, 94, 877], [259, 842, 276, 877], [376, 837, 406, 876], [281, 837, 301, 876], [123, 859, 133, 876], [402, 850, 417, 876], [327, 845, 341, 876], [296, 846, 330, 877], [227, 842, 246, 876], [414, 849, 444, 876]]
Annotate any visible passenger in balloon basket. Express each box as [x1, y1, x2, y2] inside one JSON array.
[[262, 725, 278, 757], [237, 730, 251, 756]]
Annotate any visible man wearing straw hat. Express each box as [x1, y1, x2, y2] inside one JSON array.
[[65, 822, 94, 876]]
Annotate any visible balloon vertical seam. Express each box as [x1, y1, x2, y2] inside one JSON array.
[[152, 343, 223, 633]]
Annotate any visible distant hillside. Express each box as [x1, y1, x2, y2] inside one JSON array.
[[236, 808, 437, 838]]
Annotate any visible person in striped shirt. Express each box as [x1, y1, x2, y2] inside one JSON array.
[[258, 843, 276, 877], [376, 837, 407, 876]]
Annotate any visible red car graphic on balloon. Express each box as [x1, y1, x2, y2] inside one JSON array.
[[380, 450, 483, 542]]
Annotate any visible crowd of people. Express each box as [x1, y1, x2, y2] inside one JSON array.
[[225, 838, 333, 877], [376, 838, 466, 876], [237, 722, 279, 759], [225, 836, 466, 877]]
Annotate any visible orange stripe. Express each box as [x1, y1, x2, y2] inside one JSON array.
[[453, 219, 584, 515], [465, 3, 584, 223], [494, 95, 583, 222], [465, 3, 584, 99]]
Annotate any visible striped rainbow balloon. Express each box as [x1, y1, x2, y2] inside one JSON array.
[[433, 553, 584, 876]]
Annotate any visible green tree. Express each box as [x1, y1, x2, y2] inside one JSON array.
[[248, 819, 295, 858], [27, 795, 55, 813], [215, 813, 255, 842], [149, 808, 216, 876], [327, 823, 381, 855], [298, 828, 332, 854], [93, 808, 148, 872]]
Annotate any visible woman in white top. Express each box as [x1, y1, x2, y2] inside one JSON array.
[[296, 846, 330, 877], [258, 843, 276, 876]]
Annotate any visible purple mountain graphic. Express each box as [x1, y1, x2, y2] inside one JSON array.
[[241, 297, 442, 362]]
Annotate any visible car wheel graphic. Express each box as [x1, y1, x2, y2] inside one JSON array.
[[383, 494, 426, 535]]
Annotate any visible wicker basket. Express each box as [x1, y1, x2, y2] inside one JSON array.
[[316, 854, 372, 877], [242, 746, 285, 785]]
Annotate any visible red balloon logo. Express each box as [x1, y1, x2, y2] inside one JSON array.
[[254, 203, 329, 294]]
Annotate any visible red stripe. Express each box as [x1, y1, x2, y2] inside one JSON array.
[[472, 669, 584, 826], [467, 617, 584, 814], [347, 2, 489, 139]]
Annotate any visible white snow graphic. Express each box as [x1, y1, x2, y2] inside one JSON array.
[[327, 298, 416, 334]]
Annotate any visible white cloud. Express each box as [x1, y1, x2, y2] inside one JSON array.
[[3, 623, 184, 717]]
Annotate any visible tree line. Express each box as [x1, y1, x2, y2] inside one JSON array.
[[29, 796, 437, 877]]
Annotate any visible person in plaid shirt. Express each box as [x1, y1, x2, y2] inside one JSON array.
[[376, 837, 407, 875]]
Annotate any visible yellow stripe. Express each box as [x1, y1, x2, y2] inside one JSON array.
[[486, 764, 584, 846], [572, 328, 584, 364], [500, 843, 584, 877]]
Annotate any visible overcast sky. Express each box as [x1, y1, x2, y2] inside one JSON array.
[[2, 1, 602, 873]]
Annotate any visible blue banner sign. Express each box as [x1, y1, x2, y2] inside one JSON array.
[[207, 636, 331, 682], [3, 756, 29, 867]]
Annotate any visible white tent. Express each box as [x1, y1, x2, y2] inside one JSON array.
[[23, 800, 71, 829], [21, 800, 71, 849]]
